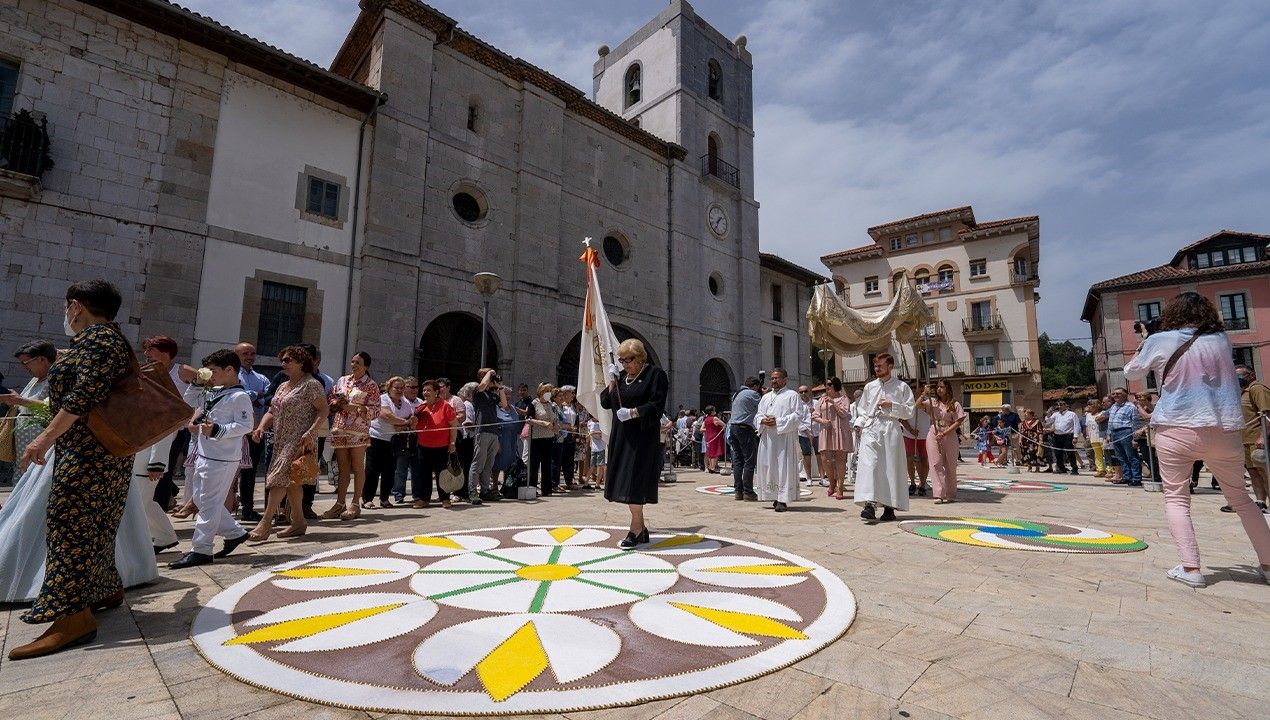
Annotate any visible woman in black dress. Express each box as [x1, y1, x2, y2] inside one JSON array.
[[600, 339, 669, 549]]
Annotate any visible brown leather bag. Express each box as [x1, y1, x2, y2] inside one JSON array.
[[85, 328, 193, 457]]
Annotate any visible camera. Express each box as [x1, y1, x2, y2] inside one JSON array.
[[1133, 317, 1162, 339]]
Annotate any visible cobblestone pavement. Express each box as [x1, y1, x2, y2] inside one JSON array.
[[2, 462, 1268, 719]]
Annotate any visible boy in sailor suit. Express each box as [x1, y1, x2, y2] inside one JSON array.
[[169, 350, 254, 569]]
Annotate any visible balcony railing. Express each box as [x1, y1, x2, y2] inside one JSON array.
[[962, 314, 1004, 335], [0, 110, 53, 180], [1224, 317, 1250, 331], [1011, 272, 1039, 287], [937, 358, 1031, 377], [917, 321, 945, 341], [701, 153, 740, 188]]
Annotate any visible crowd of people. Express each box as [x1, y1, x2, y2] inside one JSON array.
[[0, 280, 1265, 662]]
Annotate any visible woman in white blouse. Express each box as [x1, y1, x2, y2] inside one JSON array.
[[1124, 292, 1270, 587]]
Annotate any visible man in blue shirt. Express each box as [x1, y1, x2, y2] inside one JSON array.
[[728, 377, 763, 501], [1101, 387, 1144, 486], [234, 343, 271, 521]]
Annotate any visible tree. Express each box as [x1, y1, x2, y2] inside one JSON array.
[[1038, 333, 1095, 389]]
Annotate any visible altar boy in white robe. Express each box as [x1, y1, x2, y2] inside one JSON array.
[[853, 353, 915, 521], [754, 368, 803, 512]]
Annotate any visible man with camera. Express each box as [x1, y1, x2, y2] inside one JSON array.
[[468, 368, 503, 505]]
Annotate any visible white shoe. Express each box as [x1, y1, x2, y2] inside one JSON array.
[[1166, 565, 1206, 588]]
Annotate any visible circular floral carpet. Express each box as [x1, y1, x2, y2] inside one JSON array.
[[192, 526, 856, 715], [958, 478, 1068, 492], [696, 484, 813, 497], [899, 517, 1146, 553]]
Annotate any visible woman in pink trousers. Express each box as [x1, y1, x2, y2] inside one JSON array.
[[1124, 292, 1270, 588]]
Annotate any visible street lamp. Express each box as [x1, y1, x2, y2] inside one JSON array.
[[473, 272, 502, 368], [817, 347, 834, 384]]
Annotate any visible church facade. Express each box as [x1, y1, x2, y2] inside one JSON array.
[[0, 0, 768, 409]]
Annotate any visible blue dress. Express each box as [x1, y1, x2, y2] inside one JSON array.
[[493, 404, 522, 472]]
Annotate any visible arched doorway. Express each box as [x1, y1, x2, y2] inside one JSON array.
[[556, 324, 660, 388], [699, 358, 733, 411], [417, 312, 499, 384]]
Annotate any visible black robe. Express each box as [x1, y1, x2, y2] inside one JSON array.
[[600, 365, 669, 505]]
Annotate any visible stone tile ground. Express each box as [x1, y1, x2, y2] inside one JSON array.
[[2, 464, 1267, 719]]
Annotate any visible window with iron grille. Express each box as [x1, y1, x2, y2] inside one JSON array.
[[258, 281, 307, 356], [0, 60, 17, 120], [1218, 293, 1248, 330], [306, 176, 340, 219]]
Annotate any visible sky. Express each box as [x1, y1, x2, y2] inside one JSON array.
[[182, 0, 1270, 345]]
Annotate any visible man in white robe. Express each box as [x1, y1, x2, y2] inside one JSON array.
[[754, 368, 803, 512], [853, 353, 915, 521]]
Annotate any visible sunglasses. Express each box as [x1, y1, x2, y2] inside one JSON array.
[[280, 357, 296, 364]]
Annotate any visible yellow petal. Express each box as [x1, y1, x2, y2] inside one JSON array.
[[475, 622, 549, 702], [225, 603, 403, 645], [940, 528, 1006, 548], [548, 527, 578, 543], [669, 602, 807, 640], [703, 564, 811, 576], [648, 534, 705, 549], [412, 536, 465, 549], [274, 566, 394, 578]]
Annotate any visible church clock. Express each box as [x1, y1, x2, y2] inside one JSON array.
[[707, 204, 729, 238]]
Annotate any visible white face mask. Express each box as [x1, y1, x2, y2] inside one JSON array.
[[63, 307, 76, 337]]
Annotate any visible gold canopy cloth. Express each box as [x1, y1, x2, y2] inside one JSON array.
[[807, 277, 934, 355]]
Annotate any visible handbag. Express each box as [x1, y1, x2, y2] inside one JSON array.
[[289, 440, 320, 486], [85, 326, 192, 457], [0, 406, 17, 463], [437, 451, 465, 493]]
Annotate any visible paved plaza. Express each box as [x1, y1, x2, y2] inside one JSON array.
[[2, 463, 1267, 719]]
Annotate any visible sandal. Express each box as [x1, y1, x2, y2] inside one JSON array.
[[321, 502, 346, 520], [248, 527, 271, 542], [362, 501, 378, 509], [339, 506, 361, 521], [278, 525, 307, 538]]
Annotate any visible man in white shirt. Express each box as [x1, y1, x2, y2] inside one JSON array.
[[1050, 400, 1080, 475], [854, 353, 915, 521], [796, 385, 822, 484]]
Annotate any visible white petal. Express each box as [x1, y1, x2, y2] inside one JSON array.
[[276, 600, 437, 652], [629, 591, 804, 647], [533, 614, 622, 683], [678, 555, 811, 588], [271, 557, 419, 591], [512, 528, 611, 546], [413, 614, 535, 686], [389, 534, 501, 557]]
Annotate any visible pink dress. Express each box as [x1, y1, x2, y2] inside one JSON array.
[[705, 416, 725, 459], [330, 373, 380, 449], [922, 398, 963, 500], [814, 396, 852, 452]]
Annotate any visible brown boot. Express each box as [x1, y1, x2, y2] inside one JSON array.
[[8, 608, 98, 660]]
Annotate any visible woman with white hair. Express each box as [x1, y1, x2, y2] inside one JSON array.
[[601, 339, 669, 549], [554, 386, 579, 490]]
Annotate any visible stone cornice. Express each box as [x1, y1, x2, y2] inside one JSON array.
[[330, 0, 686, 161]]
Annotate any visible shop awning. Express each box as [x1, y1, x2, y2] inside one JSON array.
[[968, 391, 1003, 409]]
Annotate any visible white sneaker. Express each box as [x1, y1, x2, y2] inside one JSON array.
[[1166, 565, 1206, 588]]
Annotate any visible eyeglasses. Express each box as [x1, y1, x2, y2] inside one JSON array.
[[617, 357, 635, 364], [19, 358, 37, 367], [280, 357, 296, 365]]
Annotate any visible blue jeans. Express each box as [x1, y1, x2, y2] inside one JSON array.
[[392, 452, 411, 499], [1109, 430, 1141, 482]]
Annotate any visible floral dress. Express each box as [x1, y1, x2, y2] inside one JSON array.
[[266, 377, 325, 489], [24, 323, 133, 624], [330, 373, 379, 450]]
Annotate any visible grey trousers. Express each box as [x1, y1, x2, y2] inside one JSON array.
[[469, 432, 500, 495]]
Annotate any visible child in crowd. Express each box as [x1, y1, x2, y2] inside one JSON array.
[[169, 349, 254, 569], [992, 417, 1012, 466], [588, 417, 606, 488], [974, 416, 995, 467]]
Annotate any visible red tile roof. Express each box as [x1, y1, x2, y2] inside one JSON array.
[[866, 206, 974, 234], [1168, 229, 1270, 266], [820, 244, 882, 264], [760, 253, 829, 286], [961, 215, 1039, 234], [1080, 259, 1270, 321]]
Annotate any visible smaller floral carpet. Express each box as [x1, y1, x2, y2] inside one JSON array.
[[958, 478, 1068, 493], [898, 517, 1147, 553], [696, 485, 813, 497], [192, 526, 856, 715]]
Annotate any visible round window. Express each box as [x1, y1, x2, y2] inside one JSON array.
[[708, 272, 723, 297], [452, 191, 485, 223], [603, 235, 628, 267]]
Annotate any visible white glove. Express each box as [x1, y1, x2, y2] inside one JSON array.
[[616, 407, 633, 422], [607, 363, 621, 382]]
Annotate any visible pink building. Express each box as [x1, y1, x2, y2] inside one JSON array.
[[1082, 230, 1270, 395]]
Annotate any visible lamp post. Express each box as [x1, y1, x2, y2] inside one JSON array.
[[473, 272, 502, 368], [817, 347, 834, 385]]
